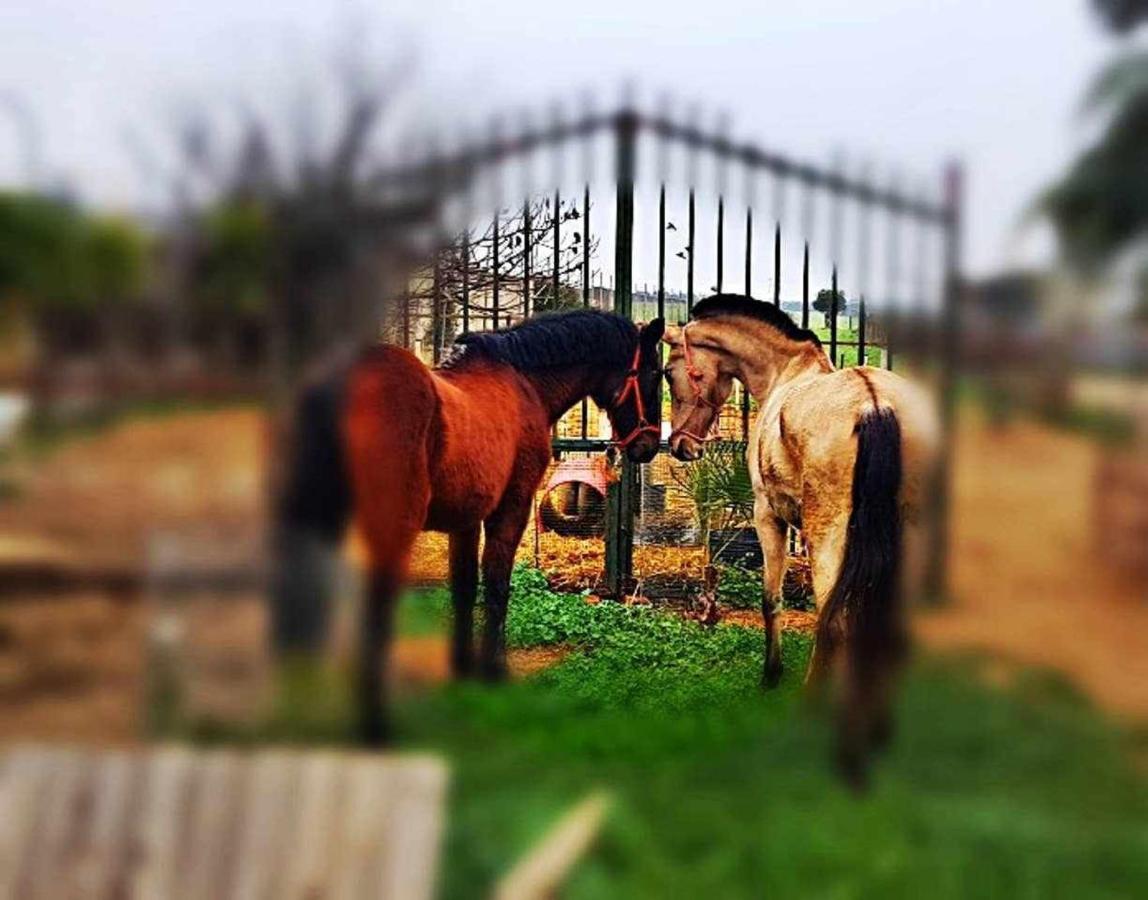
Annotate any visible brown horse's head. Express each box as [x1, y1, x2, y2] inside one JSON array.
[[598, 317, 666, 464], [662, 322, 734, 461]]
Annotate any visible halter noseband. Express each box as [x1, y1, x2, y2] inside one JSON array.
[[611, 335, 661, 451], [669, 323, 722, 445]]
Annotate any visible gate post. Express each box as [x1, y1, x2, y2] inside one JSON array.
[[604, 106, 638, 598], [924, 160, 964, 605]]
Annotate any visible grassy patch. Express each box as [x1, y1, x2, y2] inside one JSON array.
[[205, 567, 1148, 898]]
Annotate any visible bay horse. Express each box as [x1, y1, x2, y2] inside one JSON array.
[[274, 309, 665, 743], [662, 294, 937, 784]]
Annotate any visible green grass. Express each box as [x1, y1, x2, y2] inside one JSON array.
[[208, 568, 1148, 898], [812, 321, 884, 367]]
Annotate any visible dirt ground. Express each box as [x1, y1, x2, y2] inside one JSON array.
[[914, 414, 1148, 722], [1, 404, 1145, 744]]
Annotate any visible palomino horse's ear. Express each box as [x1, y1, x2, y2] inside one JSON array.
[[661, 324, 681, 345], [643, 317, 666, 347]]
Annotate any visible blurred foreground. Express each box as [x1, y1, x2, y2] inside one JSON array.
[[0, 396, 1145, 895]]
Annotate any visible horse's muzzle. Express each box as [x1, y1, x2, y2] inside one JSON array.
[[669, 434, 704, 462], [624, 435, 660, 464]]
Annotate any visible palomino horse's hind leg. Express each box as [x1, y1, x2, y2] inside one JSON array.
[[479, 493, 536, 681], [449, 526, 481, 678], [803, 515, 849, 695], [754, 507, 789, 689]]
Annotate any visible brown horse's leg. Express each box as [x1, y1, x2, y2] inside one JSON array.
[[479, 496, 534, 681], [755, 506, 789, 689], [359, 567, 401, 745], [449, 526, 481, 678], [342, 352, 434, 745]]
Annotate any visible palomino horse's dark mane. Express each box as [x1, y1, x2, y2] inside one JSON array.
[[443, 309, 638, 372], [691, 293, 822, 348]]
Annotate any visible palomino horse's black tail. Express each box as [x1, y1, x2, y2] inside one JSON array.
[[269, 354, 356, 652], [816, 407, 906, 786]]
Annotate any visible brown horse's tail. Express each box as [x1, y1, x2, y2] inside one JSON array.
[[816, 407, 906, 783], [269, 354, 356, 653]]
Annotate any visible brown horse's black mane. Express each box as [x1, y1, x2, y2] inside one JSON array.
[[443, 309, 638, 372], [691, 293, 822, 348]]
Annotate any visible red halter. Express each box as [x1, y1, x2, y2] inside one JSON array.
[[611, 338, 661, 450], [669, 323, 722, 445]]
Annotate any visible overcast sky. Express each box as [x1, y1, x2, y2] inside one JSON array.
[[0, 0, 1121, 277]]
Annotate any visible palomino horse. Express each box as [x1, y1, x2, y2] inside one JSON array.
[[275, 310, 665, 742], [662, 294, 937, 783]]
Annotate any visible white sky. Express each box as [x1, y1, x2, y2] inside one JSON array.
[[0, 0, 1120, 277]]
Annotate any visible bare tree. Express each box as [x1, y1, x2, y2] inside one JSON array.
[[402, 196, 601, 360]]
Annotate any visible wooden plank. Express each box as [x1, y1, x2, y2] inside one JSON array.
[[280, 752, 346, 900], [23, 747, 87, 900], [0, 747, 449, 900], [131, 746, 195, 900], [495, 792, 611, 900], [329, 756, 397, 900], [230, 751, 298, 900], [378, 757, 449, 900], [0, 748, 55, 898], [179, 751, 243, 900], [70, 750, 141, 900]]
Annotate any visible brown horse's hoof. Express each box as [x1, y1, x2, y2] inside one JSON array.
[[359, 715, 393, 748], [479, 660, 508, 683], [760, 662, 783, 690], [451, 655, 477, 681]]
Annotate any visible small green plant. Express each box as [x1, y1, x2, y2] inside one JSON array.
[[716, 564, 761, 610], [671, 440, 755, 563]]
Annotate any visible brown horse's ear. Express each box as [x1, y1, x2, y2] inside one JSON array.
[[642, 317, 666, 348], [661, 324, 681, 345]]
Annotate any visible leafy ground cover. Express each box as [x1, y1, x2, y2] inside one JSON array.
[[234, 567, 1148, 899]]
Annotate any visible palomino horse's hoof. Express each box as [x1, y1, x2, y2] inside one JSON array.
[[836, 746, 871, 794]]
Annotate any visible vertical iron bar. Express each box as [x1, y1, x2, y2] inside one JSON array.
[[461, 226, 470, 334], [716, 194, 724, 293], [829, 151, 844, 362], [523, 199, 532, 319], [744, 206, 753, 296], [658, 183, 666, 320], [913, 185, 930, 359], [801, 241, 810, 329], [401, 286, 410, 348], [553, 188, 560, 309], [432, 246, 443, 363], [773, 222, 781, 306], [492, 211, 501, 330], [885, 173, 901, 370], [687, 188, 696, 311], [856, 165, 873, 366], [581, 181, 590, 438], [605, 107, 638, 597], [829, 266, 838, 364], [582, 183, 591, 307], [924, 162, 964, 606]]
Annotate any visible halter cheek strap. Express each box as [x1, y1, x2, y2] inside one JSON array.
[[669, 323, 721, 445], [611, 336, 661, 450]]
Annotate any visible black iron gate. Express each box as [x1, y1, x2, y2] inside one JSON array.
[[378, 99, 962, 601]]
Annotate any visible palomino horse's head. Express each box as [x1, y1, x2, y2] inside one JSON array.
[[598, 317, 666, 464], [662, 322, 734, 461]]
